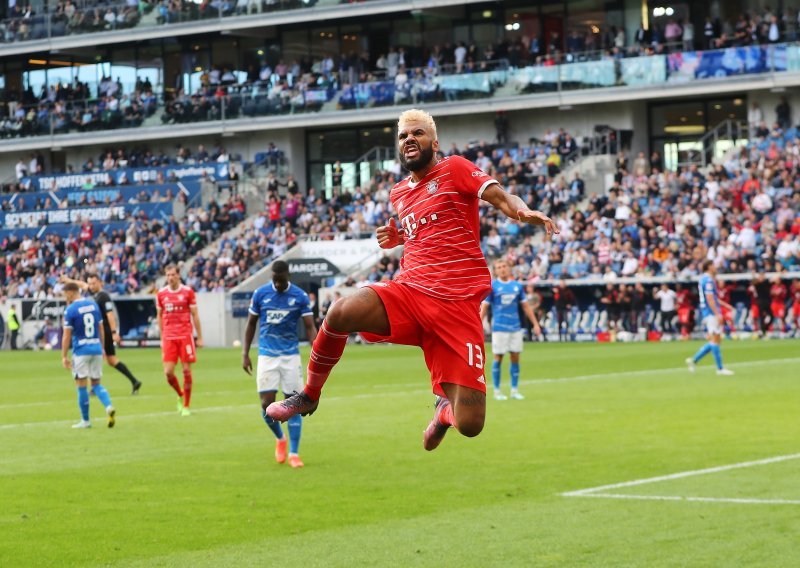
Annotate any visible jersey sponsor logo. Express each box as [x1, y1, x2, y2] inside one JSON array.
[[471, 170, 489, 177], [500, 293, 517, 305], [265, 309, 291, 324], [426, 180, 439, 194]]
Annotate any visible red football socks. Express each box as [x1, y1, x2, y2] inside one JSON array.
[[182, 370, 193, 408], [305, 322, 348, 400], [166, 373, 183, 397]]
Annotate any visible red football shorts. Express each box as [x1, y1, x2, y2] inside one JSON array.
[[360, 282, 487, 397], [162, 336, 197, 364], [751, 304, 760, 319], [771, 302, 786, 320]]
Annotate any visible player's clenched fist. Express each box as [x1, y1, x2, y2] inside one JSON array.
[[377, 218, 404, 249]]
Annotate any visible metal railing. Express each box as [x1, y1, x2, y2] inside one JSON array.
[[677, 119, 749, 169], [2, 42, 799, 145]]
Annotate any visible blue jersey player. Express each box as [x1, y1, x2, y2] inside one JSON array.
[[480, 259, 542, 400], [686, 260, 734, 376], [61, 282, 116, 429], [242, 261, 318, 468]]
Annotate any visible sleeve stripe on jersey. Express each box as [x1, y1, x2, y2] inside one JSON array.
[[477, 179, 499, 199], [248, 308, 258, 316], [301, 311, 313, 317]]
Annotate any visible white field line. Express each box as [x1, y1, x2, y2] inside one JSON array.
[[562, 452, 800, 506], [372, 356, 800, 389], [568, 493, 800, 506], [3, 356, 800, 427]]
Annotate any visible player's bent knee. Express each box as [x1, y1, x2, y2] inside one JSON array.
[[456, 417, 485, 438]]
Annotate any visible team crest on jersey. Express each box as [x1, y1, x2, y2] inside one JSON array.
[[426, 180, 439, 194]]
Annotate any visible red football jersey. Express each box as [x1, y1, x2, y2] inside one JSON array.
[[157, 284, 197, 340], [391, 155, 496, 301], [771, 282, 787, 302], [792, 281, 800, 302]]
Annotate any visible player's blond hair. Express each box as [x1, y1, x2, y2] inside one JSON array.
[[397, 109, 438, 140]]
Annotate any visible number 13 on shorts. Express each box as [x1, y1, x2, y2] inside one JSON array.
[[466, 342, 484, 369]]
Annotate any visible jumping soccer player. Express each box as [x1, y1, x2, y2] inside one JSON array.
[[267, 109, 557, 451], [156, 265, 203, 416], [686, 260, 734, 376], [242, 261, 318, 468], [480, 259, 542, 401], [61, 282, 116, 429], [60, 274, 142, 394]]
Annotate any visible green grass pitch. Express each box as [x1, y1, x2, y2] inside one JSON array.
[[1, 339, 799, 567]]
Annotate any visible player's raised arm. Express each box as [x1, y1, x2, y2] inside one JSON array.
[[480, 183, 559, 237], [59, 275, 89, 292]]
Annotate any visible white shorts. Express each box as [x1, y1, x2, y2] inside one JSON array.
[[256, 354, 303, 394], [73, 355, 103, 379], [703, 315, 723, 335], [491, 330, 524, 355]]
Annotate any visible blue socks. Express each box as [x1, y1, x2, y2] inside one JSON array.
[[510, 362, 520, 389], [710, 344, 723, 370], [261, 409, 284, 440], [492, 360, 501, 390], [288, 415, 302, 455], [77, 386, 90, 421], [693, 343, 713, 363], [693, 343, 723, 370], [91, 384, 113, 409]]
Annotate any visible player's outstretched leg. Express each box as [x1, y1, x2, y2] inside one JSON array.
[[91, 381, 115, 428], [267, 288, 390, 422], [112, 360, 142, 394]]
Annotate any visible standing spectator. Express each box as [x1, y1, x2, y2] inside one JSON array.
[[554, 277, 575, 341], [664, 19, 683, 51], [748, 101, 764, 133], [631, 282, 647, 332], [682, 18, 695, 51], [15, 158, 27, 181], [494, 111, 509, 145], [654, 283, 677, 334], [5, 300, 20, 350], [776, 96, 792, 131], [704, 17, 717, 49]]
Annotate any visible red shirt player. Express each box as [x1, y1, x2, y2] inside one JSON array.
[[770, 277, 788, 329], [156, 264, 203, 415], [791, 280, 800, 333], [267, 109, 557, 451], [676, 284, 696, 338], [717, 280, 735, 330]]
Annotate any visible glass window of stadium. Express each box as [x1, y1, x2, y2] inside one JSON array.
[[649, 97, 747, 171], [307, 126, 395, 197]]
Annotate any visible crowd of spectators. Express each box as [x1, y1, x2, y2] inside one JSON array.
[[2, 141, 238, 197], [482, 132, 799, 287], [1, 76, 158, 138], [4, 6, 800, 140], [0, 195, 247, 298]]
